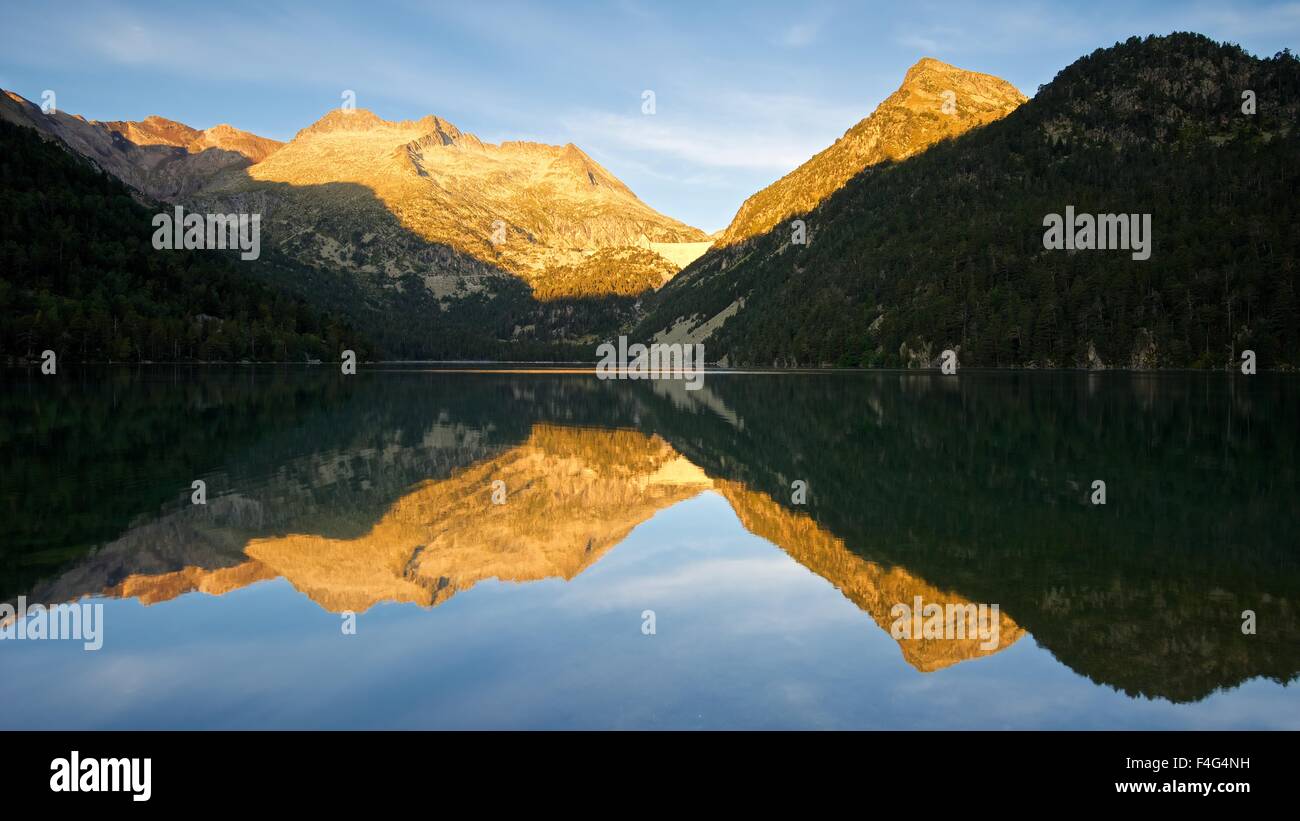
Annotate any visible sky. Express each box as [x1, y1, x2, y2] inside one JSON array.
[[2, 0, 1298, 232]]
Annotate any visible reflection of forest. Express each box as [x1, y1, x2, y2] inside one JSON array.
[[12, 424, 1022, 673], [2, 368, 1297, 700]]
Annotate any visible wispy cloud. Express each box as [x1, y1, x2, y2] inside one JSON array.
[[782, 21, 821, 48], [897, 34, 942, 53], [4, 0, 1299, 231], [560, 86, 861, 182], [562, 108, 842, 173]]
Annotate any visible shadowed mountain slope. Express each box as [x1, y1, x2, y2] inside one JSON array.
[[718, 57, 1026, 247], [635, 35, 1300, 370]]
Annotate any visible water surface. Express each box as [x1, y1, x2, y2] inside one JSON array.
[[1, 367, 1297, 729]]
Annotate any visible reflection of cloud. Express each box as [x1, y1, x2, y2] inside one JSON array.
[[19, 426, 1025, 674], [559, 554, 807, 608]]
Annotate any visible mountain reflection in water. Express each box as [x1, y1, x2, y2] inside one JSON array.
[[1, 367, 1297, 727]]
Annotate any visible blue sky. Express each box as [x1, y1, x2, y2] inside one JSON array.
[[3, 0, 1298, 232]]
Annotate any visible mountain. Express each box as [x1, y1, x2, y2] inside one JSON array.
[[0, 118, 370, 363], [1, 91, 709, 356], [100, 114, 282, 162], [0, 91, 282, 200], [190, 107, 707, 300], [718, 57, 1026, 247], [10, 34, 1296, 367], [636, 34, 1300, 369], [1, 92, 707, 302]]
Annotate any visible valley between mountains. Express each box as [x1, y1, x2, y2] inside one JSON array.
[[2, 33, 1297, 368]]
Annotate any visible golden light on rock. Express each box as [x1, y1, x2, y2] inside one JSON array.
[[90, 424, 1021, 672]]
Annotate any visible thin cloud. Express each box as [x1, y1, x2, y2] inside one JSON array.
[[782, 21, 821, 48], [6, 0, 1300, 232], [561, 89, 861, 177], [562, 110, 822, 171], [897, 34, 942, 53]]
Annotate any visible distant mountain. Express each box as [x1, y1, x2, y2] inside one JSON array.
[[0, 118, 370, 363], [100, 114, 282, 162], [0, 92, 282, 201], [1, 92, 707, 303], [2, 92, 711, 356], [190, 107, 707, 300], [718, 57, 1026, 247], [635, 34, 1300, 369]]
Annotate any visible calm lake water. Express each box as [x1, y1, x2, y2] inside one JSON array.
[[1, 367, 1297, 729]]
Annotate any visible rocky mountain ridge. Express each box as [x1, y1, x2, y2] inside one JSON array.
[[717, 57, 1027, 246], [1, 90, 709, 303], [0, 92, 282, 200]]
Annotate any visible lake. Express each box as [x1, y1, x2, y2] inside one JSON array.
[[1, 367, 1297, 729]]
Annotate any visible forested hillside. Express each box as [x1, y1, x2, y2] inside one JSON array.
[[636, 35, 1300, 369], [0, 119, 374, 363]]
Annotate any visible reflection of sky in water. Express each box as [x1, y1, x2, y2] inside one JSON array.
[[3, 492, 1297, 730]]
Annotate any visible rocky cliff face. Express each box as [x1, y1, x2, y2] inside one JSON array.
[[1, 92, 706, 301], [0, 92, 282, 200], [636, 58, 1026, 351], [100, 114, 283, 162], [716, 58, 1026, 247], [190, 107, 707, 299]]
